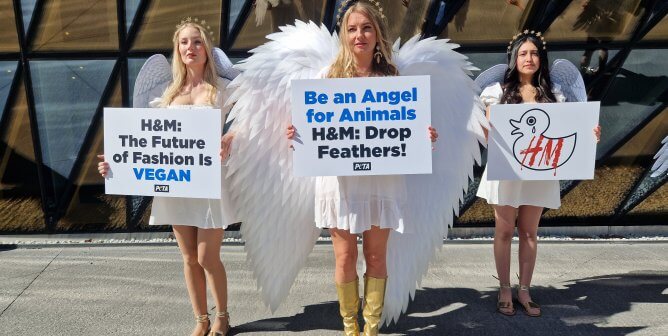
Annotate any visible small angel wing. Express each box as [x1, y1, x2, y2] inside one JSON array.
[[550, 59, 587, 103], [474, 63, 507, 95], [651, 135, 668, 177], [381, 36, 487, 325], [132, 54, 171, 108], [225, 20, 338, 311], [213, 47, 241, 81]]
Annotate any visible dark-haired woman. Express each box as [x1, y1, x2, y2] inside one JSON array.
[[476, 31, 601, 317]]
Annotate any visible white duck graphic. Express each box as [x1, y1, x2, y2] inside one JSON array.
[[510, 108, 577, 175]]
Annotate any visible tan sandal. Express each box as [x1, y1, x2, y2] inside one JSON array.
[[517, 285, 541, 317], [208, 311, 230, 336], [496, 283, 515, 316]]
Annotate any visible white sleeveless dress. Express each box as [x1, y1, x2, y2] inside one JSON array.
[[476, 82, 565, 209], [148, 79, 238, 229]]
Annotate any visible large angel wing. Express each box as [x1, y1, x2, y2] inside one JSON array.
[[550, 59, 587, 102], [224, 21, 338, 311], [651, 135, 668, 177], [381, 36, 488, 325], [132, 54, 171, 108]]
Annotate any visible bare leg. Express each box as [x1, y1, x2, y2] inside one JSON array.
[[361, 226, 390, 278], [517, 205, 542, 316], [173, 225, 209, 336], [330, 228, 359, 284], [493, 205, 517, 313], [197, 228, 229, 333]]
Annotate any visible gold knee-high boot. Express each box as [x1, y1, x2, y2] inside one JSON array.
[[362, 275, 387, 336], [336, 278, 360, 336]]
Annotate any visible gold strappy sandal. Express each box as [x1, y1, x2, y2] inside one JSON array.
[[194, 314, 210, 336], [497, 283, 515, 316], [517, 285, 541, 317], [208, 311, 230, 336]]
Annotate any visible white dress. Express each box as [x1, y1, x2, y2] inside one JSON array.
[[148, 79, 238, 229], [476, 82, 566, 209], [314, 70, 407, 234]]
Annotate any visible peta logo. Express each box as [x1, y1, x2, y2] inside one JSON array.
[[154, 184, 170, 193], [353, 162, 371, 171]]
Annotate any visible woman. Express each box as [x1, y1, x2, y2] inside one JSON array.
[[99, 21, 235, 336], [286, 3, 437, 335], [476, 31, 601, 317]]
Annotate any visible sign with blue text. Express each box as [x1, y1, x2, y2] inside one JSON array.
[[103, 107, 221, 198], [487, 101, 600, 180], [291, 76, 432, 176]]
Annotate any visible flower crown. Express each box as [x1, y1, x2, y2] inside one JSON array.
[[507, 30, 546, 54], [176, 17, 215, 42], [336, 0, 386, 27]]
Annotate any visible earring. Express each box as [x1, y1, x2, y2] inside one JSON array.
[[374, 45, 382, 64]]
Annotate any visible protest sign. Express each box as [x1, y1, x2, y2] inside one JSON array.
[[291, 76, 432, 176], [103, 107, 221, 198], [488, 101, 600, 180]]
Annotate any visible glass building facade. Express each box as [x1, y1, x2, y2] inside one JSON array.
[[0, 0, 665, 233]]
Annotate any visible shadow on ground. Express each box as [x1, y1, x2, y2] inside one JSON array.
[[232, 271, 667, 335]]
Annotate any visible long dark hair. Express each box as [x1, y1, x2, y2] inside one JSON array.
[[500, 33, 556, 104]]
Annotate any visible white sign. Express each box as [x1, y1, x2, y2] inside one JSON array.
[[103, 107, 221, 198], [291, 76, 432, 176], [487, 101, 600, 180]]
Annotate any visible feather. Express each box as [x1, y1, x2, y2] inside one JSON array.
[[132, 54, 171, 108], [550, 59, 587, 103], [225, 21, 337, 311], [651, 135, 668, 177], [381, 35, 487, 325]]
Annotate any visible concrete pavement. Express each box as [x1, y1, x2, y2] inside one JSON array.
[[0, 242, 666, 335]]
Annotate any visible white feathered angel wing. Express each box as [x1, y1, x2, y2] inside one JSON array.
[[550, 59, 587, 102], [381, 36, 488, 325], [132, 54, 171, 108], [651, 135, 668, 177], [225, 21, 338, 311]]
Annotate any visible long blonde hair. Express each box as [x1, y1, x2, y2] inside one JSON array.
[[328, 2, 398, 79], [160, 22, 218, 107]]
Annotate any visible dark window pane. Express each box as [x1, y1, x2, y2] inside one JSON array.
[[57, 80, 128, 231], [125, 0, 142, 32], [32, 0, 119, 51], [132, 0, 222, 51], [232, 0, 327, 50], [439, 0, 529, 44], [30, 60, 115, 178], [21, 0, 38, 34], [598, 49, 668, 159], [545, 0, 645, 43], [642, 12, 668, 42], [229, 0, 245, 33], [0, 0, 20, 52], [0, 62, 18, 122], [0, 77, 45, 232]]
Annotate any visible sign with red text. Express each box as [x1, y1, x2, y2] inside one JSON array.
[[103, 107, 221, 198], [487, 102, 600, 180], [291, 76, 432, 176]]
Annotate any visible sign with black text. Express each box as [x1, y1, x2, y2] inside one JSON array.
[[488, 102, 600, 180], [291, 76, 432, 176], [103, 107, 221, 198]]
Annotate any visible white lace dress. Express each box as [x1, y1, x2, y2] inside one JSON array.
[[148, 80, 238, 229], [476, 82, 565, 209]]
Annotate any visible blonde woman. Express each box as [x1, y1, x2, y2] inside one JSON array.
[[99, 20, 237, 336], [224, 0, 485, 333]]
